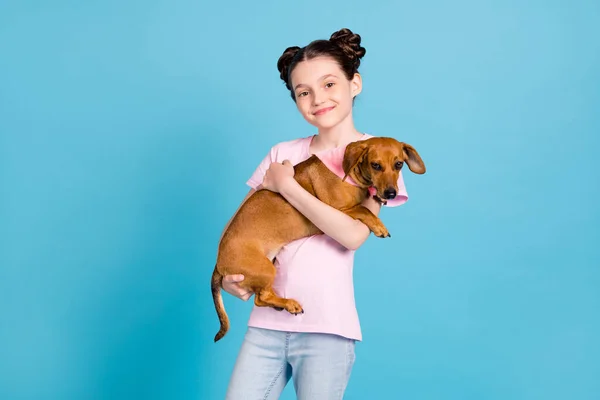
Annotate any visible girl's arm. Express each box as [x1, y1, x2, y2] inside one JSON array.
[[261, 160, 381, 251]]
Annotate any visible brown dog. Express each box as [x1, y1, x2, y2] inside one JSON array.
[[211, 137, 426, 342]]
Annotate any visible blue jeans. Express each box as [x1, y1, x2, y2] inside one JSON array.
[[225, 327, 357, 400]]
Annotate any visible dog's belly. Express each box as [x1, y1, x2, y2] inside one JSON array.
[[220, 190, 318, 255]]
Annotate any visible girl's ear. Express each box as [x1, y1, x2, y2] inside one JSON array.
[[351, 73, 362, 97]]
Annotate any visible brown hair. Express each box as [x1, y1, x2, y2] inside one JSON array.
[[277, 28, 366, 101]]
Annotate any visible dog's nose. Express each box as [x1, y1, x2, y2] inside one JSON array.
[[384, 188, 397, 199]]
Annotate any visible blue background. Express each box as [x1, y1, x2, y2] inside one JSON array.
[[1, 1, 599, 399]]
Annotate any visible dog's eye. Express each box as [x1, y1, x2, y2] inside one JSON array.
[[371, 162, 381, 171], [395, 161, 404, 170]]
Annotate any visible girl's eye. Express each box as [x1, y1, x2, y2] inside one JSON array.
[[297, 91, 309, 97], [325, 82, 335, 88]]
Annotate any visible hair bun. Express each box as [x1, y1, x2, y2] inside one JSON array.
[[330, 28, 366, 68], [277, 46, 301, 88]]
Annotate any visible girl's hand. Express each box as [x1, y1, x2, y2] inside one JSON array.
[[259, 160, 295, 193], [222, 274, 252, 301]]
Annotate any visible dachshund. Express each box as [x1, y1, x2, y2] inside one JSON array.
[[211, 136, 426, 342]]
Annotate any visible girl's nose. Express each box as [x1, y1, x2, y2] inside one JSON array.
[[313, 91, 325, 105]]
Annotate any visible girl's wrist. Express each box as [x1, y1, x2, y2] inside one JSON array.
[[278, 177, 300, 197]]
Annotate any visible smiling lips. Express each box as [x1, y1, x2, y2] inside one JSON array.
[[313, 106, 335, 116]]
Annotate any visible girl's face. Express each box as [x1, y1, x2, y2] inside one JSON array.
[[289, 57, 362, 130]]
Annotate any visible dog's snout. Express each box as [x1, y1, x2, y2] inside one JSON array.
[[383, 188, 397, 199]]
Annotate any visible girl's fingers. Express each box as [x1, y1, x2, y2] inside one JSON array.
[[223, 274, 245, 283]]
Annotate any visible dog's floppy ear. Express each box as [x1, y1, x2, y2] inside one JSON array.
[[343, 140, 369, 182], [401, 142, 426, 174]]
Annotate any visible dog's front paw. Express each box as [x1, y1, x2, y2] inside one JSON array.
[[372, 223, 390, 238], [285, 299, 304, 315]]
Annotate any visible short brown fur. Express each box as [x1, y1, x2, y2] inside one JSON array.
[[211, 137, 425, 342]]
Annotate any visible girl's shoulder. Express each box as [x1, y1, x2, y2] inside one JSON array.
[[270, 134, 313, 151], [361, 132, 375, 140], [263, 134, 314, 164]]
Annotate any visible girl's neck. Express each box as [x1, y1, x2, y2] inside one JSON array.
[[310, 119, 363, 153]]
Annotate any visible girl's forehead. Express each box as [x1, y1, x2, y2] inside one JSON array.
[[291, 58, 343, 82]]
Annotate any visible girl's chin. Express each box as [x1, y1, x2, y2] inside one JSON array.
[[306, 118, 340, 130]]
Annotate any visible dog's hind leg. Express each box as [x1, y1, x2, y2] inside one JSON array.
[[244, 255, 304, 315], [253, 292, 283, 311], [256, 287, 304, 315], [228, 245, 304, 315]]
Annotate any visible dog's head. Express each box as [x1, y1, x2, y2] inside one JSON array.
[[342, 137, 426, 204]]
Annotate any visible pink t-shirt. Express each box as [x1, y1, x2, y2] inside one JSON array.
[[245, 133, 408, 341]]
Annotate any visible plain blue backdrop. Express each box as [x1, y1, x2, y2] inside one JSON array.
[[1, 1, 599, 399]]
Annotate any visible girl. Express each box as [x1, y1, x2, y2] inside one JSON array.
[[219, 28, 409, 399]]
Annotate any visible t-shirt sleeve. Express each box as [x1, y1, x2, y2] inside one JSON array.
[[246, 148, 275, 190], [383, 170, 409, 207]]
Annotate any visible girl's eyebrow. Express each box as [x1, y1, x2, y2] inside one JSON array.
[[294, 74, 339, 90]]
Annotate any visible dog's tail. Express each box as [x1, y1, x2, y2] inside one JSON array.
[[211, 266, 229, 342]]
